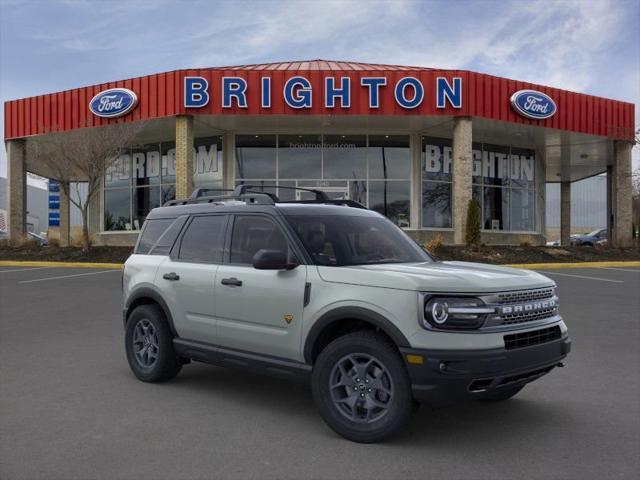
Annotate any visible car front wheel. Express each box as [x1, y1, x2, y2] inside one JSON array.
[[312, 331, 414, 443]]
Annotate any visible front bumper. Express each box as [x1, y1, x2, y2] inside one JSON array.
[[400, 335, 571, 405]]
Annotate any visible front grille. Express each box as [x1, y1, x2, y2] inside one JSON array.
[[500, 307, 558, 325], [497, 287, 555, 305], [504, 326, 561, 350]]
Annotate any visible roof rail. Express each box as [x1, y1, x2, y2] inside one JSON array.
[[234, 184, 330, 202], [162, 193, 275, 207], [189, 188, 234, 199]]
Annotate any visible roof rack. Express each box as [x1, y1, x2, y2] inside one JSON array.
[[162, 184, 367, 209]]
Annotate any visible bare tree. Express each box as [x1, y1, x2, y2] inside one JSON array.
[[27, 121, 144, 250]]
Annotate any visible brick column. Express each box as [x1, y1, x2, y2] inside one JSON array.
[[6, 139, 27, 244], [611, 141, 633, 247], [560, 181, 571, 246], [222, 132, 235, 190], [452, 117, 473, 244], [409, 133, 422, 229], [59, 182, 70, 247], [175, 115, 194, 199]]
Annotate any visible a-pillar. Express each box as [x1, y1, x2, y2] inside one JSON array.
[[452, 117, 473, 244], [560, 181, 571, 246], [610, 141, 633, 247], [175, 115, 194, 200], [6, 139, 27, 244]]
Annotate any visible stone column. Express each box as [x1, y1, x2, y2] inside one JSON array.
[[175, 115, 194, 200], [452, 117, 473, 244], [560, 181, 571, 246], [59, 182, 70, 247], [6, 139, 27, 244], [222, 132, 235, 191], [409, 133, 422, 229], [611, 141, 633, 247]]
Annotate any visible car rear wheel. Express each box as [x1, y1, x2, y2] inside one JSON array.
[[312, 331, 414, 443], [125, 304, 182, 383]]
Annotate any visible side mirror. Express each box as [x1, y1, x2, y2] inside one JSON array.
[[252, 249, 298, 270]]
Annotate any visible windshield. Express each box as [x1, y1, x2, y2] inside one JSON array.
[[285, 214, 432, 266], [587, 229, 603, 237]]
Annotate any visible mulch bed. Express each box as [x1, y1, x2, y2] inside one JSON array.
[[1, 243, 638, 265]]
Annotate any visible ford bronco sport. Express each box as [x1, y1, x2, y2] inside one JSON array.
[[123, 185, 571, 443]]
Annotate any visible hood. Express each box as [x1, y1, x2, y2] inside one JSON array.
[[316, 261, 554, 293]]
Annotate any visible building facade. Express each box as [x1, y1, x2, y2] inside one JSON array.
[[3, 60, 636, 247]]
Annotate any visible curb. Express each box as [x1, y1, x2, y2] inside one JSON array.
[[506, 261, 640, 270], [1, 260, 638, 271], [0, 260, 123, 269]]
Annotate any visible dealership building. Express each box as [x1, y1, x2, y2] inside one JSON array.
[[3, 60, 635, 246]]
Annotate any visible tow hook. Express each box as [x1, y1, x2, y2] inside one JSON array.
[[557, 362, 565, 368]]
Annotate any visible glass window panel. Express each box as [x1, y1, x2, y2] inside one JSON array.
[[235, 180, 278, 200], [422, 137, 452, 182], [510, 147, 535, 188], [132, 143, 161, 187], [105, 151, 131, 188], [472, 142, 483, 183], [136, 218, 174, 254], [482, 144, 510, 186], [369, 181, 410, 228], [472, 184, 482, 206], [483, 186, 509, 230], [161, 142, 176, 184], [278, 134, 322, 179], [230, 216, 289, 264], [322, 135, 366, 179], [235, 135, 276, 179], [104, 188, 131, 231], [161, 185, 175, 205], [510, 188, 535, 231], [194, 136, 223, 188], [422, 181, 452, 228], [149, 216, 188, 256], [276, 181, 297, 201], [368, 135, 410, 179], [178, 215, 227, 263], [132, 186, 160, 230]]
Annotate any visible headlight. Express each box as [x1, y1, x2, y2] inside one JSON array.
[[423, 296, 494, 330]]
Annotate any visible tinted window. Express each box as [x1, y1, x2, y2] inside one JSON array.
[[286, 215, 430, 266], [136, 218, 174, 254], [178, 215, 226, 263], [149, 216, 187, 255], [230, 216, 289, 264]]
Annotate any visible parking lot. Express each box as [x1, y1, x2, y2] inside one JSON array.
[[1, 264, 639, 480]]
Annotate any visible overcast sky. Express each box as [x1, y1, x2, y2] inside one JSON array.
[[1, 0, 638, 181]]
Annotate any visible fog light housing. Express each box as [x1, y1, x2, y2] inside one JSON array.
[[423, 297, 494, 330]]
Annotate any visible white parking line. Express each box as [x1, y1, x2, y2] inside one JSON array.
[[539, 271, 624, 283], [599, 267, 640, 273], [18, 270, 120, 284], [0, 266, 56, 274]]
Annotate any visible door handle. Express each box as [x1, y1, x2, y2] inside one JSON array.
[[221, 277, 242, 287], [162, 272, 180, 281]]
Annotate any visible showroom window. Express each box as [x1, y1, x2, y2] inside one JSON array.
[[235, 134, 410, 227], [104, 136, 223, 231], [422, 137, 537, 232]]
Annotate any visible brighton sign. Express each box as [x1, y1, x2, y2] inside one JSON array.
[[89, 88, 138, 118], [510, 89, 557, 120], [183, 75, 463, 110]]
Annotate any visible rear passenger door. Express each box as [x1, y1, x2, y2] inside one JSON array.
[[214, 214, 307, 361], [157, 214, 228, 344]]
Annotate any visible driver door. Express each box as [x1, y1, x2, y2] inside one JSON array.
[[214, 214, 307, 361]]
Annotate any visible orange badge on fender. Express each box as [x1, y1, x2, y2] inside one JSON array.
[[283, 314, 294, 324]]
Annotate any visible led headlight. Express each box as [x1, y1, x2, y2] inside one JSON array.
[[423, 297, 494, 330]]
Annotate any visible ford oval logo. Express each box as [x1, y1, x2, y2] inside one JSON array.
[[89, 88, 138, 118], [510, 89, 556, 120]]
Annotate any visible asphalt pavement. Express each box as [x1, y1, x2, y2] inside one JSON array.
[[0, 265, 639, 480]]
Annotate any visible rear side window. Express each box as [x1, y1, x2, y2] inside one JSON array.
[[229, 215, 289, 264], [136, 219, 174, 254], [178, 215, 227, 263]]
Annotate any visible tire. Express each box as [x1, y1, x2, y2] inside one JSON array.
[[312, 331, 414, 443], [478, 385, 524, 402], [125, 304, 182, 383]]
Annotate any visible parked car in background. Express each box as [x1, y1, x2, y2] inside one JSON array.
[[572, 229, 607, 247]]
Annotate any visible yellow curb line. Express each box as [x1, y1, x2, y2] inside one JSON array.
[[0, 260, 123, 269], [1, 260, 638, 271], [506, 261, 640, 270]]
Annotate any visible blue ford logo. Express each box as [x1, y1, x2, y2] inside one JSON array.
[[89, 88, 138, 118], [510, 89, 556, 120]]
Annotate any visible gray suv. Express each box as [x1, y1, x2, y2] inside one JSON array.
[[123, 186, 571, 443]]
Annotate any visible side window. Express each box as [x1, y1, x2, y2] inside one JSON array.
[[149, 216, 187, 255], [230, 216, 289, 264], [136, 218, 174, 254], [178, 215, 226, 263]]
